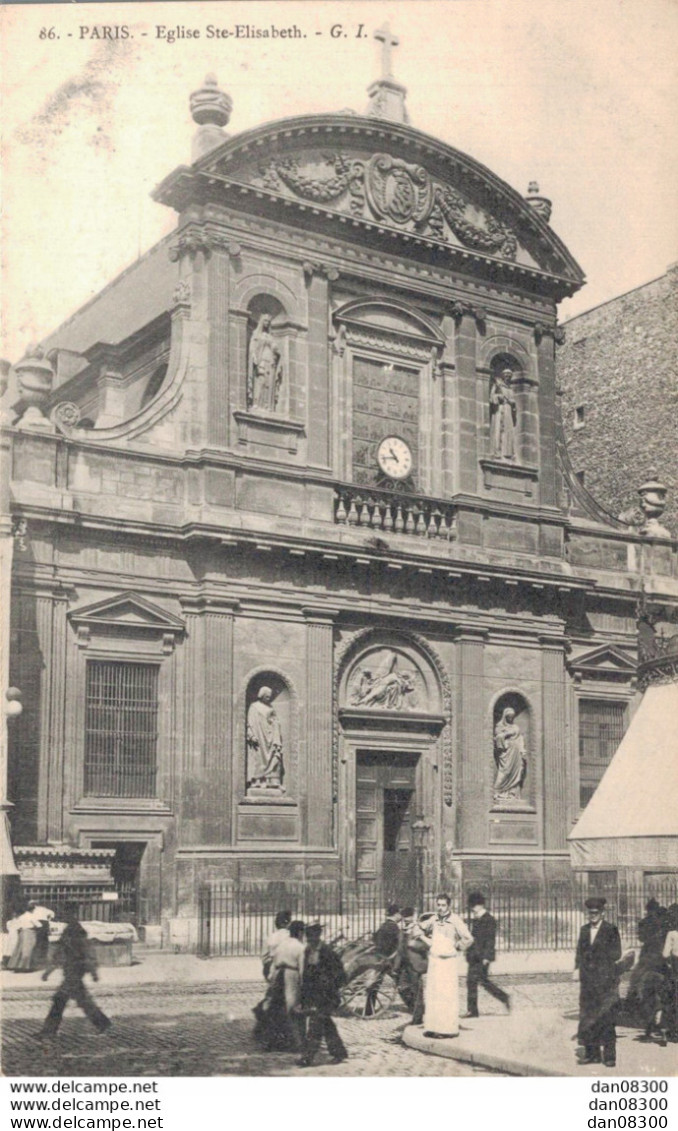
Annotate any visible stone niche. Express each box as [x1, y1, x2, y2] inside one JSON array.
[[490, 691, 536, 816], [237, 670, 299, 844]]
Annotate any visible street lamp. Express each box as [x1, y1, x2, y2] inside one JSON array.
[[411, 815, 430, 910]]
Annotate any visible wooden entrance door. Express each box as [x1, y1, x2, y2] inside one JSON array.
[[355, 751, 419, 903]]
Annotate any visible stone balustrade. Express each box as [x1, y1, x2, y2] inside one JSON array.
[[334, 484, 457, 540]]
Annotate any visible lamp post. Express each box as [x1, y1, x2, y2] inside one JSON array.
[[411, 815, 430, 911]]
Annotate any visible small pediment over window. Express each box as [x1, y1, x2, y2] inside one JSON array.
[[568, 644, 636, 682], [68, 591, 185, 649]]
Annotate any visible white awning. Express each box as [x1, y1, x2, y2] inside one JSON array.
[[568, 681, 678, 869]]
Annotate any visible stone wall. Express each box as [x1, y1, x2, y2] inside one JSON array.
[[558, 264, 678, 533]]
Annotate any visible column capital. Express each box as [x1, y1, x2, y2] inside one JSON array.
[[302, 605, 340, 625]]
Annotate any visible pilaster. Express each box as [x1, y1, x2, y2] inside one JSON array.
[[541, 635, 569, 849], [536, 334, 558, 507], [457, 628, 488, 848], [206, 250, 231, 448], [306, 273, 330, 468], [454, 314, 478, 494], [303, 608, 335, 846]]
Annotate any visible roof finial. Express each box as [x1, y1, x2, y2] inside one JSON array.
[[366, 24, 409, 124], [525, 181, 552, 223], [189, 74, 232, 161], [374, 23, 399, 80]]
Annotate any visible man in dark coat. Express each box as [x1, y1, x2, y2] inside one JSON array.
[[297, 923, 348, 1067], [575, 897, 622, 1067], [463, 892, 510, 1017], [372, 904, 401, 957], [395, 907, 429, 1024], [38, 903, 111, 1039]]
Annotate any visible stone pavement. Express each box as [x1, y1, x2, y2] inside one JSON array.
[[2, 978, 495, 1078], [403, 1010, 677, 1077]]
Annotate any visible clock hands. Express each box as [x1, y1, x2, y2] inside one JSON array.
[[388, 447, 400, 464]]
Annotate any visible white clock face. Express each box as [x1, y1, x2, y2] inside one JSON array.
[[377, 436, 413, 480]]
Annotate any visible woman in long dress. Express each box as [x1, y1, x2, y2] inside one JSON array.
[[7, 904, 39, 972], [254, 920, 306, 1051], [421, 894, 473, 1037]]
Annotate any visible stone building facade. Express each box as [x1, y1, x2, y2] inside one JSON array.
[[4, 64, 678, 943], [558, 264, 678, 532]]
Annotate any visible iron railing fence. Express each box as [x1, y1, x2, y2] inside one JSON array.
[[20, 884, 146, 926], [197, 876, 678, 957]]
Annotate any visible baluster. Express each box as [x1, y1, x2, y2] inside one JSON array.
[[438, 510, 450, 539], [370, 498, 383, 529], [416, 508, 427, 536], [358, 497, 371, 526], [428, 509, 440, 538], [394, 505, 405, 533], [335, 494, 348, 523], [383, 503, 394, 532], [346, 495, 359, 525], [405, 505, 416, 535], [447, 512, 458, 541]]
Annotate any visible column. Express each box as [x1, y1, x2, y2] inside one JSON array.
[[457, 628, 488, 848], [304, 609, 335, 846], [306, 273, 330, 468], [541, 636, 569, 850], [207, 250, 230, 448]]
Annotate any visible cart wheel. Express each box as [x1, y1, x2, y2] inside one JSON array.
[[340, 969, 398, 1019]]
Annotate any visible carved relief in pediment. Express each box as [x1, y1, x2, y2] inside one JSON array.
[[247, 148, 517, 260], [346, 647, 426, 712]]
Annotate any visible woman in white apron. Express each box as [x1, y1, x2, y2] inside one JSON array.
[[421, 894, 473, 1037]]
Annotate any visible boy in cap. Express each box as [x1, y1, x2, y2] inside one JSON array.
[[297, 923, 348, 1067], [574, 897, 622, 1067]]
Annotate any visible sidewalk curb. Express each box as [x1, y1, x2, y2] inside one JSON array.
[[402, 1025, 565, 1077]]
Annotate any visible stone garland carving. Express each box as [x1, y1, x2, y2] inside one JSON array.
[[333, 628, 454, 806], [256, 151, 518, 262]]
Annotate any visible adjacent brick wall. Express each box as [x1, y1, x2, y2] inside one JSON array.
[[558, 264, 678, 533]]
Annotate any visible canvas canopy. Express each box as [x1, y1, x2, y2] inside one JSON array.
[[568, 681, 678, 869]]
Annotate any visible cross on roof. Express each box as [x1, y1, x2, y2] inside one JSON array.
[[374, 23, 399, 80]]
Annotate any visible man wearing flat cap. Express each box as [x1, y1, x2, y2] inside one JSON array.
[[574, 897, 622, 1067]]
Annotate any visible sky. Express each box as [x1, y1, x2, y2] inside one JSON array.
[[1, 0, 677, 361]]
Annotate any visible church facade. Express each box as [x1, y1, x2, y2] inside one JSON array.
[[5, 59, 678, 943]]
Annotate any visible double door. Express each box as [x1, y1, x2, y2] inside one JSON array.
[[355, 751, 420, 904]]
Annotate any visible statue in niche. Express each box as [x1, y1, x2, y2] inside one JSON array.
[[493, 707, 528, 803], [246, 686, 285, 792], [247, 314, 283, 412], [489, 368, 518, 461], [350, 650, 415, 710]]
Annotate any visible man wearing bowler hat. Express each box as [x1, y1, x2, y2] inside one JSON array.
[[574, 896, 622, 1067]]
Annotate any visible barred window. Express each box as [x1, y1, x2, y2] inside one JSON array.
[[84, 661, 158, 797], [578, 699, 626, 808]]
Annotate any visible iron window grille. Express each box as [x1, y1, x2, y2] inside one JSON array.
[[578, 699, 626, 808], [84, 661, 159, 797]]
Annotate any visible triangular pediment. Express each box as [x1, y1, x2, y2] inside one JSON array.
[[68, 591, 185, 634], [568, 644, 637, 677], [154, 114, 584, 296]]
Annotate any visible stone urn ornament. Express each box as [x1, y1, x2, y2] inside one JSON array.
[[13, 345, 56, 431]]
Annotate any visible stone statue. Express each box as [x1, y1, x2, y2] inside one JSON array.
[[351, 650, 415, 710], [493, 707, 527, 803], [247, 314, 283, 412], [489, 368, 517, 461], [246, 687, 285, 792]]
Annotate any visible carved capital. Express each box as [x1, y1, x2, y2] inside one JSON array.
[[168, 230, 213, 262]]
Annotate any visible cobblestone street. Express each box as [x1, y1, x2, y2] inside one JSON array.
[[2, 976, 578, 1078]]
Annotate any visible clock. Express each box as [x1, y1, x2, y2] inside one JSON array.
[[376, 435, 413, 481]]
